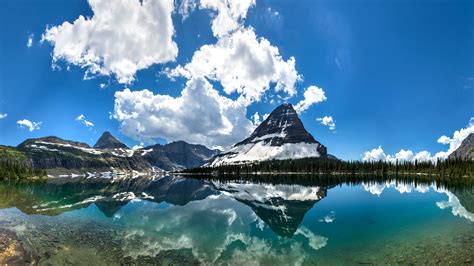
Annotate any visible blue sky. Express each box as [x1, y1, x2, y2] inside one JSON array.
[[0, 0, 473, 160]]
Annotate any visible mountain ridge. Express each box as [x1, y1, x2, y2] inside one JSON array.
[[11, 132, 218, 175]]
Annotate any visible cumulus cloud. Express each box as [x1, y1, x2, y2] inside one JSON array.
[[27, 33, 34, 48], [294, 86, 327, 113], [0, 113, 7, 119], [434, 117, 474, 159], [113, 77, 253, 149], [362, 146, 387, 162], [17, 119, 42, 132], [111, 0, 326, 148], [362, 117, 474, 162], [168, 28, 301, 105], [317, 116, 336, 130], [42, 0, 177, 84], [362, 146, 434, 163], [200, 0, 256, 37], [75, 114, 94, 127]]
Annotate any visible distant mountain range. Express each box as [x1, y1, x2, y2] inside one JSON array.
[[8, 131, 218, 175]]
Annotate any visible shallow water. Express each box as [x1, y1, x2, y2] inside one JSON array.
[[0, 175, 472, 265]]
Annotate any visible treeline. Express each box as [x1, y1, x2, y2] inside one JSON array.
[[186, 157, 474, 179], [0, 160, 47, 180]]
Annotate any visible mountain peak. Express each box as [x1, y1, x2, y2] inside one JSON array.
[[208, 104, 327, 166], [93, 131, 128, 150], [236, 103, 319, 147]]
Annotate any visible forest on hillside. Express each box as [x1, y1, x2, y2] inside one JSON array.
[[185, 157, 474, 183]]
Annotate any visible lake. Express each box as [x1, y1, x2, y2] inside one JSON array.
[[0, 175, 472, 265]]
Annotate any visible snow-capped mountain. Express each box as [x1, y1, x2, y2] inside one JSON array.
[[208, 103, 327, 166]]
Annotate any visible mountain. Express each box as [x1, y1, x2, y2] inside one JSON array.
[[140, 141, 219, 171], [208, 103, 327, 166], [449, 133, 474, 160], [17, 136, 151, 174], [10, 132, 217, 175], [93, 131, 129, 149]]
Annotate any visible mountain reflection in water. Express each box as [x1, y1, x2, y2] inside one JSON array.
[[0, 175, 472, 264]]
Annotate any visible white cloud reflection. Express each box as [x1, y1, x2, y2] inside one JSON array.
[[362, 181, 473, 222]]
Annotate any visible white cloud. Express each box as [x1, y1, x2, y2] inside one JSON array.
[[113, 77, 253, 149], [294, 85, 327, 113], [251, 112, 269, 127], [200, 0, 256, 37], [0, 113, 7, 119], [168, 28, 301, 106], [17, 119, 42, 132], [362, 146, 434, 163], [413, 150, 433, 162], [434, 117, 474, 159], [393, 149, 414, 162], [251, 112, 261, 126], [75, 114, 94, 127], [27, 33, 34, 48], [177, 0, 198, 21], [317, 116, 336, 130], [362, 146, 387, 162], [362, 117, 474, 162], [42, 0, 178, 84], [437, 135, 451, 145], [112, 0, 326, 149]]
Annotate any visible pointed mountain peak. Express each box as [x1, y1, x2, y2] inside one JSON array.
[[236, 103, 320, 147], [208, 104, 327, 166], [93, 131, 128, 150]]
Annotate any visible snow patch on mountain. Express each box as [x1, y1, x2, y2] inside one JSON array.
[[209, 142, 321, 166]]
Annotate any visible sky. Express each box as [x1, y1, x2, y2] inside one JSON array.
[[0, 0, 473, 161]]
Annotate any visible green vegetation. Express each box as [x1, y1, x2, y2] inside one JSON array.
[[0, 146, 47, 180], [185, 157, 474, 182], [0, 145, 28, 161]]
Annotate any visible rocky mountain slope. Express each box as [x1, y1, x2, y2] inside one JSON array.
[[449, 133, 474, 160], [208, 103, 327, 166], [11, 132, 217, 175], [142, 141, 219, 171], [17, 136, 151, 174]]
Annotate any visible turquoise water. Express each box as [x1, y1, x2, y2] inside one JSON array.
[[0, 176, 472, 265]]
